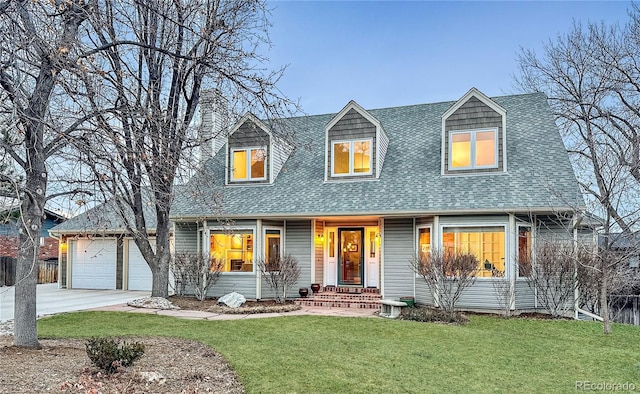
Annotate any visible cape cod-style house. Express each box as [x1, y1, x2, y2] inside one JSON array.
[[167, 87, 585, 312]]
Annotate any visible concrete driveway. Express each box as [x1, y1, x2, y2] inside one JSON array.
[[0, 283, 150, 321]]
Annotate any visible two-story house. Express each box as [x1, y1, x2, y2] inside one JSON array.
[[168, 87, 585, 311]]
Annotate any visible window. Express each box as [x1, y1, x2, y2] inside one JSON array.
[[517, 226, 532, 277], [231, 147, 266, 181], [442, 226, 505, 277], [418, 227, 431, 259], [264, 228, 281, 271], [210, 230, 254, 272], [449, 128, 497, 170], [331, 139, 372, 176]]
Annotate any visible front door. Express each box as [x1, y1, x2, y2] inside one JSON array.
[[338, 228, 364, 285]]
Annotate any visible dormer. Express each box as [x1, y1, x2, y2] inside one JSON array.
[[324, 101, 389, 181], [226, 113, 293, 185], [441, 88, 507, 175]]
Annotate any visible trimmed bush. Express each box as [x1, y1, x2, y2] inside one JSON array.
[[85, 337, 145, 374], [400, 305, 468, 324]]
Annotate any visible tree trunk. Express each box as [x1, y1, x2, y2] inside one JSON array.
[[150, 211, 172, 298], [601, 262, 611, 334], [13, 177, 46, 348]]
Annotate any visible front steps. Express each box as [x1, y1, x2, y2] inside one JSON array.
[[294, 286, 381, 309]]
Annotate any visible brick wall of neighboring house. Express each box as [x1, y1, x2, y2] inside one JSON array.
[[0, 236, 59, 260]]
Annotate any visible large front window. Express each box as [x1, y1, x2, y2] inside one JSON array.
[[332, 139, 372, 176], [231, 147, 266, 181], [210, 230, 254, 272], [442, 226, 505, 277], [449, 128, 497, 170]]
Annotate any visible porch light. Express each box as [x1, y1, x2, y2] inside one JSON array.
[[316, 233, 325, 244]]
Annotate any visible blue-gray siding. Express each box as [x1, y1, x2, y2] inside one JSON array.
[[382, 218, 414, 300], [285, 220, 312, 291], [174, 222, 198, 253]]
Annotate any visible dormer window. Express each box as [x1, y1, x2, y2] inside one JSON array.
[[231, 147, 267, 181], [225, 112, 293, 185], [442, 88, 506, 175], [324, 101, 388, 181], [449, 128, 498, 170], [332, 139, 372, 176]]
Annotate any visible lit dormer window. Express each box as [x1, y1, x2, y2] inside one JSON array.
[[231, 147, 266, 181], [331, 139, 372, 176], [449, 128, 498, 170], [442, 88, 506, 175]]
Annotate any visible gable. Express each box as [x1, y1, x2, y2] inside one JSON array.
[[442, 89, 507, 175], [226, 113, 294, 185], [324, 101, 389, 181]]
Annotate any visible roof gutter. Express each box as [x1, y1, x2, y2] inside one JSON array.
[[170, 206, 578, 221]]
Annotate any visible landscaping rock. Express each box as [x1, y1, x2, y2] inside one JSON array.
[[128, 297, 180, 310], [218, 292, 246, 308]]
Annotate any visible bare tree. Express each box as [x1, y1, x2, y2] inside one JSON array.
[[410, 249, 479, 318], [0, 0, 95, 347], [515, 5, 640, 333], [491, 269, 513, 318], [171, 252, 222, 301], [518, 240, 578, 318], [256, 254, 300, 303], [71, 0, 299, 298]]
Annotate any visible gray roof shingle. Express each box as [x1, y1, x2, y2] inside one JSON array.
[[171, 92, 584, 219]]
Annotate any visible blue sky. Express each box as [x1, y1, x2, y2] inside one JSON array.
[[266, 1, 632, 115]]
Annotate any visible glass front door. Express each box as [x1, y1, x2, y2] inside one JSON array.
[[338, 228, 364, 285]]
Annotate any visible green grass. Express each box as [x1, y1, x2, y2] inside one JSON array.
[[38, 312, 640, 393]]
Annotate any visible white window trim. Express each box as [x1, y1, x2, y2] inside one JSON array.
[[209, 226, 256, 274], [230, 146, 267, 182], [448, 127, 499, 171], [439, 223, 508, 280], [330, 138, 373, 177]]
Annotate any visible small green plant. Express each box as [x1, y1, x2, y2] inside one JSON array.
[[400, 305, 468, 324], [85, 337, 145, 374]]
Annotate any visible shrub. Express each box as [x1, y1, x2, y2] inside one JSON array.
[[399, 305, 468, 324], [171, 253, 223, 300], [256, 254, 301, 303], [410, 248, 479, 318], [85, 337, 145, 374]]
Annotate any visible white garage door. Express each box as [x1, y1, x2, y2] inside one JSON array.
[[127, 239, 153, 291], [72, 239, 117, 289]]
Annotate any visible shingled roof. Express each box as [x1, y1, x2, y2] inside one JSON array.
[[171, 92, 583, 219], [49, 195, 158, 234]]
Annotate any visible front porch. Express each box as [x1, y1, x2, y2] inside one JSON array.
[[294, 286, 382, 309]]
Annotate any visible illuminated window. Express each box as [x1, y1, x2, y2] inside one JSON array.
[[449, 128, 497, 170], [210, 230, 254, 272], [517, 226, 532, 277], [331, 139, 372, 176], [442, 226, 505, 277], [231, 147, 266, 181], [265, 229, 281, 271], [418, 227, 431, 259]]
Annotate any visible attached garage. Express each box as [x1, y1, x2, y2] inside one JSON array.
[[126, 239, 153, 291], [71, 238, 117, 289]]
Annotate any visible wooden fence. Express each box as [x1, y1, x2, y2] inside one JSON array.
[[0, 257, 58, 286], [611, 295, 640, 326]]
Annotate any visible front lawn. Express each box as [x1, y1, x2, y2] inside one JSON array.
[[38, 313, 640, 393]]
